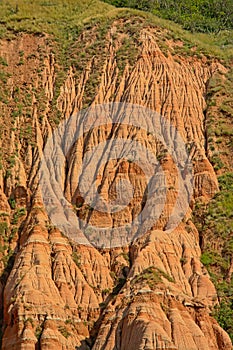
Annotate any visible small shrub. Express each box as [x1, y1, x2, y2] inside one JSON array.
[[0, 57, 8, 66], [35, 325, 42, 340], [201, 252, 214, 266], [72, 252, 81, 268], [132, 266, 174, 289], [58, 326, 70, 339], [8, 198, 16, 209]]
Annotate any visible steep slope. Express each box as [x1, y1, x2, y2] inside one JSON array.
[[0, 3, 232, 350]]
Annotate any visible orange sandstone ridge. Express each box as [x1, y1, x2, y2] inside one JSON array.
[[0, 22, 232, 350]]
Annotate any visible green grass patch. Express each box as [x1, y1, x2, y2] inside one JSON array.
[[194, 172, 233, 341], [132, 266, 174, 289]]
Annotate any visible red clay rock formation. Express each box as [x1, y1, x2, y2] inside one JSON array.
[[0, 21, 232, 350]]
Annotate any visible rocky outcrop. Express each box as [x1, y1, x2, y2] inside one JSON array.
[[0, 19, 232, 350]]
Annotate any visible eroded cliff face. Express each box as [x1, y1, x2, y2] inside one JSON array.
[[0, 18, 232, 350]]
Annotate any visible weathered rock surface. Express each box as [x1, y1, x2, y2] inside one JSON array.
[[0, 21, 232, 350]]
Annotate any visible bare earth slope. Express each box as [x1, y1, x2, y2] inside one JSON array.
[[0, 17, 232, 350]]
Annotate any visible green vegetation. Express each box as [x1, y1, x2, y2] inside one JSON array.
[[120, 252, 130, 262], [195, 173, 233, 247], [101, 1, 233, 62], [205, 68, 233, 171], [0, 57, 8, 66], [213, 300, 233, 340], [11, 207, 26, 225], [8, 198, 16, 209], [132, 266, 174, 289], [102, 288, 110, 295], [58, 325, 71, 339], [72, 252, 81, 268], [35, 325, 43, 340], [194, 172, 233, 341], [0, 0, 232, 61], [25, 317, 34, 327], [0, 0, 114, 41], [103, 0, 233, 33], [0, 222, 8, 239], [0, 216, 17, 292], [115, 34, 138, 74]]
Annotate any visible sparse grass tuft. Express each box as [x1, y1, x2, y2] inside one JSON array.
[[132, 266, 174, 289]]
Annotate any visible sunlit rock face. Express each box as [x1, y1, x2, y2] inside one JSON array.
[[0, 21, 231, 350]]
